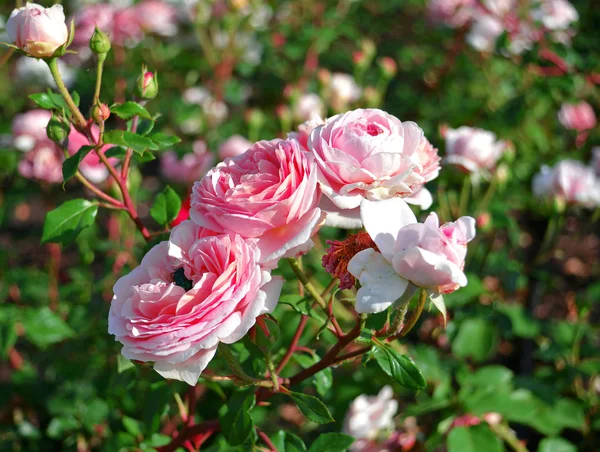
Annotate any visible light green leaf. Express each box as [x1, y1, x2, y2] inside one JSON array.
[[41, 199, 98, 245]]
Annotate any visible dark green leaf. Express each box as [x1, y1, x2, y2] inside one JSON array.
[[103, 130, 159, 154], [150, 132, 182, 149], [372, 345, 426, 390], [22, 307, 75, 349], [308, 433, 355, 452], [452, 318, 499, 362], [219, 391, 256, 446], [41, 199, 98, 245], [150, 186, 181, 226], [538, 437, 577, 452], [111, 101, 153, 120], [272, 431, 307, 452], [62, 145, 94, 185], [288, 391, 334, 424]]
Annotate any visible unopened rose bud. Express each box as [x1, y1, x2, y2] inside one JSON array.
[[246, 108, 265, 129], [7, 3, 69, 58], [360, 39, 376, 60], [378, 57, 397, 78], [317, 68, 331, 85], [135, 66, 159, 100], [476, 212, 492, 231], [46, 114, 70, 144], [89, 26, 111, 56], [91, 103, 110, 123]]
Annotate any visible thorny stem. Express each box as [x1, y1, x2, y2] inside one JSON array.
[[121, 102, 144, 179], [265, 353, 280, 391]]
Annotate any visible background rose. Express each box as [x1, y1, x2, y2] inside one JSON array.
[[348, 198, 475, 313], [531, 0, 579, 30], [218, 134, 252, 160], [532, 159, 600, 208], [308, 108, 426, 228], [343, 386, 398, 446], [18, 144, 63, 184], [293, 93, 325, 123], [67, 126, 115, 184], [191, 138, 324, 265], [444, 126, 506, 174], [428, 0, 475, 28], [7, 3, 69, 58], [109, 221, 284, 385], [11, 109, 52, 152], [161, 140, 215, 184], [557, 101, 596, 131]]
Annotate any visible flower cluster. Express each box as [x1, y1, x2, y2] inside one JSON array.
[[109, 107, 477, 384], [429, 0, 579, 55]]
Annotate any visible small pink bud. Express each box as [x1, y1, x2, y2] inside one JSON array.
[[476, 212, 491, 231], [378, 57, 397, 78], [135, 66, 159, 99]]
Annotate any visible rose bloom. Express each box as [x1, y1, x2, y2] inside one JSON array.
[[18, 143, 63, 184], [308, 108, 430, 228], [428, 0, 475, 28], [532, 159, 600, 208], [7, 3, 69, 58], [591, 147, 600, 175], [218, 135, 252, 160], [161, 141, 215, 184], [404, 137, 441, 209], [348, 198, 475, 313], [67, 126, 115, 184], [191, 138, 324, 266], [135, 0, 179, 37], [531, 0, 579, 30], [288, 116, 325, 151], [12, 109, 52, 152], [343, 386, 398, 449], [558, 101, 596, 132], [109, 220, 283, 385], [293, 93, 325, 123], [466, 14, 504, 52], [329, 73, 362, 111], [444, 126, 506, 174]]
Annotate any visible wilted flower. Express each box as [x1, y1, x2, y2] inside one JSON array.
[[322, 232, 378, 290]]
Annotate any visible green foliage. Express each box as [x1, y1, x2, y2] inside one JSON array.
[[288, 391, 335, 424], [41, 199, 98, 245], [149, 185, 181, 226]]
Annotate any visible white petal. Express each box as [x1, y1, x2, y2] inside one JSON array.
[[261, 275, 284, 313], [404, 188, 433, 209], [320, 196, 362, 229], [154, 346, 217, 386], [360, 198, 417, 261], [347, 249, 409, 314]]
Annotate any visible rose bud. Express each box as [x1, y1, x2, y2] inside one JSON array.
[[89, 26, 111, 56], [135, 66, 159, 100], [46, 113, 70, 144], [91, 103, 110, 123], [378, 57, 397, 78], [558, 101, 596, 132], [7, 3, 69, 58]]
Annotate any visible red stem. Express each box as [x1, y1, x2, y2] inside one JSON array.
[[157, 420, 220, 452], [276, 315, 308, 374], [257, 429, 277, 452]]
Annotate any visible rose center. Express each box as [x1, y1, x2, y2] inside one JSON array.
[[30, 8, 42, 16], [172, 267, 193, 291], [366, 123, 384, 136]]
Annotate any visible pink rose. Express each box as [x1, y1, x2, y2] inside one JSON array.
[[532, 159, 600, 208], [135, 0, 179, 37], [329, 73, 362, 111], [108, 220, 284, 385], [531, 0, 579, 31], [444, 126, 506, 174], [218, 135, 252, 160], [18, 143, 63, 184], [288, 116, 325, 151], [191, 138, 324, 265], [558, 101, 596, 132], [428, 0, 475, 28], [67, 126, 114, 184], [308, 108, 426, 228], [73, 4, 143, 51], [348, 198, 475, 313], [161, 140, 215, 184], [12, 109, 52, 152], [466, 14, 504, 52], [405, 137, 441, 209], [343, 386, 398, 446], [7, 3, 69, 58]]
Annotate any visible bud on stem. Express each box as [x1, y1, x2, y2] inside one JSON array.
[[46, 113, 70, 144], [135, 65, 159, 100], [89, 27, 111, 57]]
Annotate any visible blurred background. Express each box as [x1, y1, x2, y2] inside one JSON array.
[[0, 0, 598, 451]]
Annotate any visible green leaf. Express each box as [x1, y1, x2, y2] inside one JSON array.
[[219, 391, 256, 446], [117, 355, 135, 373], [447, 425, 503, 452], [272, 431, 307, 452], [538, 437, 577, 452], [372, 345, 426, 390], [41, 199, 98, 245], [292, 353, 332, 397], [122, 416, 143, 438], [308, 433, 355, 452], [62, 145, 94, 185], [22, 307, 75, 349], [103, 130, 159, 154], [29, 92, 65, 110], [110, 101, 153, 121], [150, 132, 182, 149], [150, 186, 181, 226], [104, 147, 126, 158], [452, 318, 499, 362], [288, 391, 334, 424]]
